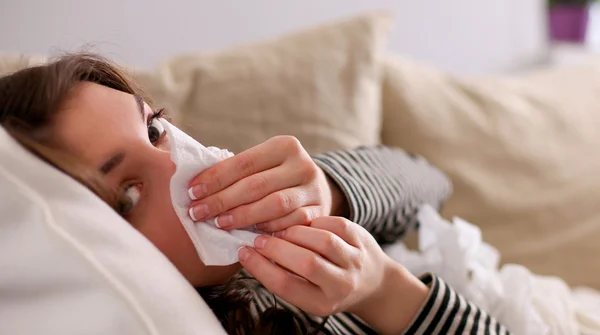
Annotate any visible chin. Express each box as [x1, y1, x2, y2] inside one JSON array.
[[190, 262, 242, 287]]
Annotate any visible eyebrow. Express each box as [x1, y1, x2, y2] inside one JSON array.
[[99, 152, 125, 174], [98, 96, 145, 175], [134, 95, 145, 122]]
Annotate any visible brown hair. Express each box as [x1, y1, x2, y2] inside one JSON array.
[[0, 54, 326, 335]]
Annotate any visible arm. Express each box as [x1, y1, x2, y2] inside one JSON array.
[[355, 262, 511, 335], [313, 145, 452, 243]]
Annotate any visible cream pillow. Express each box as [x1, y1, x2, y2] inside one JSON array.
[[0, 126, 225, 335], [144, 12, 393, 155], [0, 54, 47, 75], [381, 55, 600, 288]]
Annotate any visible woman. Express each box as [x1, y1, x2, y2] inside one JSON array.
[[0, 54, 510, 334]]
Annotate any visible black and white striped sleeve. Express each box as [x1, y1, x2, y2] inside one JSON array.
[[404, 275, 511, 335], [312, 146, 452, 244]]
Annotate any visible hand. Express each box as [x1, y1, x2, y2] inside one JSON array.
[[239, 217, 429, 334], [187, 136, 347, 231]]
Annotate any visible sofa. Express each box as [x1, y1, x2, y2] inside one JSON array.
[[2, 11, 600, 291]]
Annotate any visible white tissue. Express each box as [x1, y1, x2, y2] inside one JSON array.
[[384, 206, 600, 335], [160, 119, 261, 266], [384, 205, 549, 335]]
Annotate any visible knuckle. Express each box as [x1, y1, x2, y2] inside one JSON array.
[[298, 256, 319, 278], [211, 196, 226, 214], [336, 217, 353, 234], [350, 252, 364, 270], [319, 233, 338, 254], [281, 136, 304, 155], [296, 208, 313, 225], [205, 168, 222, 191], [300, 159, 319, 180], [247, 175, 268, 198], [236, 154, 256, 175], [274, 193, 294, 214]]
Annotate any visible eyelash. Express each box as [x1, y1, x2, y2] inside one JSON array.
[[148, 107, 166, 125]]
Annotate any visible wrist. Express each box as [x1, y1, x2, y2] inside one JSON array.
[[352, 260, 429, 335], [323, 171, 350, 218]]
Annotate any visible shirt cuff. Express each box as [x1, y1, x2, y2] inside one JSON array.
[[402, 274, 510, 335], [312, 155, 361, 223]]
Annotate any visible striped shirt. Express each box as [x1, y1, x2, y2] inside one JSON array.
[[250, 146, 511, 334]]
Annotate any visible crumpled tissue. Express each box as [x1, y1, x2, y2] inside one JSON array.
[[383, 205, 550, 335]]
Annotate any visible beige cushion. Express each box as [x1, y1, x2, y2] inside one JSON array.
[[0, 54, 47, 75], [143, 12, 393, 155], [135, 69, 187, 126], [381, 55, 600, 288]]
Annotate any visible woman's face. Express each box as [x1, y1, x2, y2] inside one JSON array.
[[53, 82, 239, 287]]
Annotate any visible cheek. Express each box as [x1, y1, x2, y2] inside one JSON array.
[[135, 184, 207, 283]]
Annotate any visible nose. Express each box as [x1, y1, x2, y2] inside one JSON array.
[[157, 148, 176, 176], [139, 145, 176, 178]]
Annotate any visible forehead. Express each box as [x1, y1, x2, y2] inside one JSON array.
[[53, 82, 148, 167]]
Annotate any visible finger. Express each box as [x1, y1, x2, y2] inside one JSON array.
[[188, 166, 305, 223], [188, 136, 299, 200], [309, 216, 362, 248], [253, 234, 344, 287], [276, 225, 356, 268], [214, 187, 318, 230], [238, 246, 324, 311], [255, 206, 321, 232]]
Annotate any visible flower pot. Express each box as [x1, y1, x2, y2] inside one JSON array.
[[548, 4, 590, 43]]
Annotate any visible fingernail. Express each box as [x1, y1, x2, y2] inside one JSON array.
[[189, 204, 209, 221], [188, 184, 208, 200], [238, 247, 251, 262], [215, 214, 234, 228], [255, 222, 268, 231], [254, 235, 268, 249], [274, 230, 285, 238]]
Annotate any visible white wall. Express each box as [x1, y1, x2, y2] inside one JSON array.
[[0, 0, 547, 74]]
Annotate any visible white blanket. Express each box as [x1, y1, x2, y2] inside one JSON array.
[[383, 205, 600, 335]]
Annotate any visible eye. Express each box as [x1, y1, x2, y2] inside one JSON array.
[[119, 184, 141, 215], [148, 117, 165, 145]]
